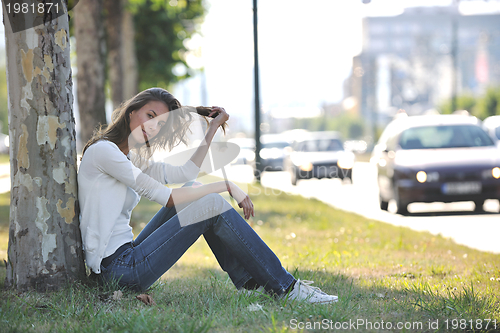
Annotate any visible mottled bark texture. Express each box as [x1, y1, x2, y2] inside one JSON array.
[[4, 3, 85, 291], [74, 0, 106, 147], [105, 0, 124, 110]]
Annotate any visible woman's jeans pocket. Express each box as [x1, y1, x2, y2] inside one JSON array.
[[100, 248, 140, 290]]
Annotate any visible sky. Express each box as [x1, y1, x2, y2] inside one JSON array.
[[1, 0, 500, 134], [174, 0, 500, 133]]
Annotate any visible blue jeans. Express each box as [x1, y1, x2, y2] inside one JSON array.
[[99, 193, 295, 293]]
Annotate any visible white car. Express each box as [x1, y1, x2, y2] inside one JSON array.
[[284, 132, 355, 185], [483, 115, 500, 141]]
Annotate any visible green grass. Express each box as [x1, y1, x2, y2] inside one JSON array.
[[0, 185, 499, 332], [0, 153, 9, 164]]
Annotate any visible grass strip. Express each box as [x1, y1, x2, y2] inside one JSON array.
[[0, 184, 499, 332]]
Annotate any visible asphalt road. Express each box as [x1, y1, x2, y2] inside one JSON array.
[[254, 162, 500, 254]]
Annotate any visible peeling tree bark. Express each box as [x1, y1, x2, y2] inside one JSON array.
[[4, 2, 85, 291], [74, 0, 107, 147]]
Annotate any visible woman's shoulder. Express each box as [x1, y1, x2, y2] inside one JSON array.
[[91, 139, 119, 149], [83, 140, 126, 164], [86, 140, 121, 154]]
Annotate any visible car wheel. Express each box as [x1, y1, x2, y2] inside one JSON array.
[[394, 185, 408, 215], [474, 200, 484, 212], [344, 169, 353, 184], [379, 195, 389, 211], [291, 168, 299, 186], [342, 168, 352, 181], [396, 200, 408, 215]]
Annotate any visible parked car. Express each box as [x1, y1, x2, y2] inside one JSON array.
[[284, 131, 355, 185], [482, 115, 500, 141], [373, 114, 500, 215], [259, 134, 291, 172]]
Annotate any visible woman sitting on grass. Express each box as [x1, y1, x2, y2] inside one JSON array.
[[78, 87, 337, 304]]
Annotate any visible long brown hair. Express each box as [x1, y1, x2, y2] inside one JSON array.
[[82, 88, 192, 159]]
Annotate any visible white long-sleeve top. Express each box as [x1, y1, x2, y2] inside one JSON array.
[[78, 140, 200, 273]]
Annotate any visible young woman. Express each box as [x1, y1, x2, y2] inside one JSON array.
[[78, 87, 338, 304]]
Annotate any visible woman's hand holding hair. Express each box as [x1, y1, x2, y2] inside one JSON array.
[[227, 181, 254, 220], [190, 106, 229, 169], [208, 106, 229, 131]]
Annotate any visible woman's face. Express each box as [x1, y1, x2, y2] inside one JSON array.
[[129, 101, 170, 145]]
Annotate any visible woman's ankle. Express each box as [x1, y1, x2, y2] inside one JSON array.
[[242, 278, 260, 290]]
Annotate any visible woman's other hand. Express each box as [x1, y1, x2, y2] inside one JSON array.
[[228, 181, 254, 220], [208, 106, 229, 130]]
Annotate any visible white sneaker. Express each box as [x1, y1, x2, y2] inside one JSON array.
[[282, 279, 338, 304], [238, 286, 266, 297]]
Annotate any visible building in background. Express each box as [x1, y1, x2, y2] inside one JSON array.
[[348, 5, 500, 134]]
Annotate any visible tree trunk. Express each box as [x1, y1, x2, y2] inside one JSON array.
[[74, 0, 107, 148], [4, 2, 85, 291], [122, 0, 139, 100], [105, 0, 124, 110]]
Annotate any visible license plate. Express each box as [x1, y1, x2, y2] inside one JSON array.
[[316, 166, 337, 177], [442, 182, 482, 195]]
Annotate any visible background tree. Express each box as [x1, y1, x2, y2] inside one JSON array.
[[292, 113, 366, 140], [122, 0, 139, 100], [105, 0, 140, 108], [476, 87, 500, 119], [438, 94, 478, 115], [438, 87, 500, 120], [74, 0, 107, 147], [73, 0, 205, 147], [131, 0, 205, 91], [105, 0, 125, 110], [3, 2, 85, 290]]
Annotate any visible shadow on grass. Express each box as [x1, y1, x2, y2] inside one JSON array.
[[1, 262, 498, 332]]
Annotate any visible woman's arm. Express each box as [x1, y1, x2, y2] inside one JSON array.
[[189, 107, 229, 168], [167, 181, 255, 220]]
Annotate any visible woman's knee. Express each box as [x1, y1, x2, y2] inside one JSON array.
[[196, 193, 234, 217], [176, 193, 232, 227], [199, 193, 227, 211]]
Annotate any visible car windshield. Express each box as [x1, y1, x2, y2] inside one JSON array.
[[495, 127, 500, 140], [299, 139, 344, 152], [399, 125, 494, 149]]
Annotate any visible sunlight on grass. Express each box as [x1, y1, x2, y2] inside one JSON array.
[[0, 184, 499, 332], [0, 154, 9, 164]]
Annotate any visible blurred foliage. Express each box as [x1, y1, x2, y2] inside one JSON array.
[[0, 68, 8, 134], [439, 94, 478, 115], [292, 113, 365, 139], [476, 87, 500, 119], [129, 0, 206, 91], [438, 87, 500, 120], [1, 1, 206, 134]]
